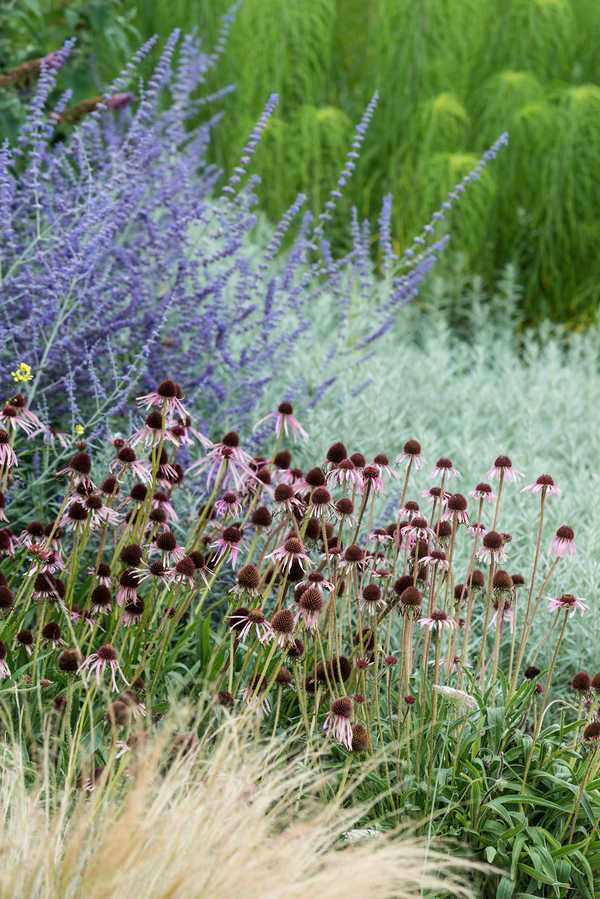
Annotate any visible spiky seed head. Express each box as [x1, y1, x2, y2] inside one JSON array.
[[393, 575, 413, 596], [283, 537, 304, 555], [273, 450, 292, 469], [331, 696, 353, 719], [399, 586, 423, 607], [535, 474, 555, 486], [483, 531, 503, 550], [362, 583, 381, 604], [447, 493, 467, 511], [571, 671, 592, 692], [493, 570, 513, 590], [305, 467, 326, 487], [326, 442, 347, 463], [16, 630, 33, 647], [350, 452, 365, 468], [274, 483, 294, 502], [591, 673, 600, 691], [328, 655, 352, 682], [511, 573, 525, 587], [468, 569, 486, 588], [237, 564, 260, 591], [344, 544, 364, 563], [403, 439, 421, 456], [583, 722, 600, 742], [312, 486, 331, 505], [288, 638, 305, 659], [373, 453, 389, 465], [251, 506, 272, 527], [335, 498, 354, 517], [120, 544, 143, 566], [435, 457, 453, 469], [404, 694, 417, 705], [556, 525, 574, 540], [69, 452, 92, 475], [300, 586, 323, 613], [58, 648, 83, 672], [0, 586, 14, 610], [494, 455, 512, 468], [175, 556, 195, 578], [351, 723, 369, 752], [97, 644, 117, 662], [271, 609, 294, 634], [275, 667, 293, 686], [130, 483, 147, 502]]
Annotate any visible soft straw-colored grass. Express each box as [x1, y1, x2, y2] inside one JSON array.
[[0, 713, 484, 899]]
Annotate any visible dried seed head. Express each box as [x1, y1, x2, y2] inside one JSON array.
[[571, 671, 592, 693], [237, 564, 260, 591], [256, 467, 272, 486], [157, 378, 178, 398], [350, 452, 366, 468], [351, 723, 369, 752], [329, 656, 352, 682], [327, 442, 348, 463], [222, 526, 242, 545], [145, 410, 164, 430], [300, 586, 323, 612], [156, 530, 177, 552], [101, 476, 118, 495], [511, 573, 525, 587], [117, 446, 137, 463], [271, 609, 295, 634], [591, 673, 600, 692], [251, 506, 272, 528], [555, 525, 574, 540], [69, 452, 92, 475], [222, 431, 240, 448], [483, 531, 503, 550], [67, 502, 88, 522], [436, 520, 452, 538], [331, 696, 353, 718], [149, 507, 167, 524], [305, 467, 326, 487], [301, 517, 319, 540], [399, 586, 423, 607], [447, 493, 467, 512], [273, 450, 292, 469], [283, 537, 304, 555]]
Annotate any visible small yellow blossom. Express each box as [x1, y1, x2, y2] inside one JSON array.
[[10, 362, 33, 383], [74, 424, 85, 436]]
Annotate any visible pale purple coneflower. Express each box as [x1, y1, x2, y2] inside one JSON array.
[[152, 491, 178, 522], [548, 593, 586, 617], [4, 394, 45, 436], [327, 458, 363, 490], [228, 608, 274, 644], [55, 451, 95, 490], [361, 464, 385, 495], [15, 631, 33, 655], [295, 586, 323, 631], [469, 482, 497, 503], [323, 696, 354, 750], [70, 606, 97, 629], [359, 583, 386, 615], [253, 401, 309, 442], [299, 571, 335, 594], [241, 676, 271, 713], [89, 562, 112, 588], [396, 439, 425, 470], [444, 493, 470, 525], [170, 414, 210, 449], [476, 531, 507, 563], [339, 544, 367, 572], [122, 596, 145, 626], [272, 483, 305, 518], [188, 431, 257, 492], [110, 446, 153, 485], [77, 643, 128, 692], [130, 410, 180, 450], [0, 402, 39, 436], [210, 525, 245, 568], [486, 455, 524, 483], [267, 536, 311, 574], [421, 550, 450, 571], [399, 500, 420, 518], [41, 622, 67, 649], [169, 556, 197, 586], [271, 608, 296, 647], [521, 474, 562, 498], [44, 426, 70, 448], [418, 609, 457, 632], [430, 457, 460, 480], [404, 516, 435, 545], [136, 379, 188, 423], [0, 641, 10, 678], [152, 529, 186, 564], [421, 486, 451, 507], [214, 491, 243, 519], [373, 453, 400, 482], [0, 430, 17, 470], [490, 602, 514, 633], [368, 528, 392, 545], [549, 525, 576, 558], [467, 522, 487, 538], [116, 570, 140, 607]]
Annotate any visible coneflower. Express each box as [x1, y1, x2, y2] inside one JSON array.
[[0, 641, 10, 678], [521, 473, 561, 498], [267, 536, 311, 574], [77, 644, 128, 692], [227, 608, 274, 644], [549, 525, 576, 558], [324, 696, 354, 750], [253, 401, 308, 442], [486, 455, 523, 482], [396, 439, 425, 470]]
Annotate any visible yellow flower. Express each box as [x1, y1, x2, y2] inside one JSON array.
[[74, 424, 85, 436], [10, 362, 33, 383]]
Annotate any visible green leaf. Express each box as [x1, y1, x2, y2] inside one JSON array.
[[496, 877, 515, 899], [485, 845, 497, 863]]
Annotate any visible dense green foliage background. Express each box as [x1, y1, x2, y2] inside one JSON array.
[[2, 0, 600, 322]]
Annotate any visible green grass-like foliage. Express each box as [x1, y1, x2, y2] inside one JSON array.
[[130, 0, 600, 324]]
